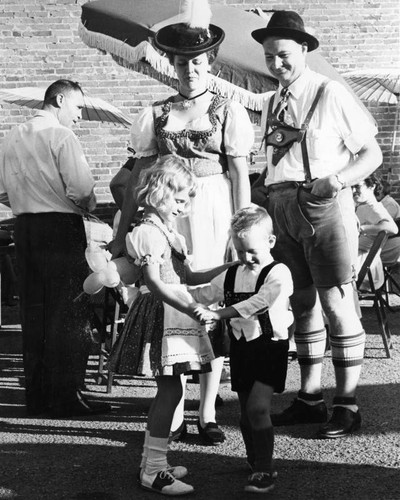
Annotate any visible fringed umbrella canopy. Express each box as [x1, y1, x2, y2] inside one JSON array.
[[79, 0, 373, 124], [0, 87, 133, 127]]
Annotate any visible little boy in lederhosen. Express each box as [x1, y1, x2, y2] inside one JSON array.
[[192, 205, 294, 494]]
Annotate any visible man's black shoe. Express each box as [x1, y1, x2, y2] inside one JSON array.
[[50, 400, 103, 418], [318, 407, 361, 439], [50, 392, 112, 418], [78, 391, 112, 414], [271, 398, 327, 426], [84, 399, 112, 413]]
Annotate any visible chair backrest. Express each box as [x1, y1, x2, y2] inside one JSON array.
[[356, 230, 389, 289], [387, 218, 400, 239]]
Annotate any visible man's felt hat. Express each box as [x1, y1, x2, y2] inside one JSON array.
[[251, 11, 319, 52]]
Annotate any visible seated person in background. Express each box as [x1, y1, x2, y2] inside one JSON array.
[[375, 177, 400, 220], [353, 174, 398, 289], [374, 177, 400, 266]]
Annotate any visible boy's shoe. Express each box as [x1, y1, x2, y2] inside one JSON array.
[[318, 407, 361, 439], [140, 469, 194, 496], [244, 472, 276, 494], [271, 399, 327, 426]]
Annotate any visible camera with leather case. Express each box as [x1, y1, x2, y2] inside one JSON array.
[[265, 124, 306, 148]]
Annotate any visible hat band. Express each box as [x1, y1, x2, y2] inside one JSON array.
[[176, 28, 212, 49]]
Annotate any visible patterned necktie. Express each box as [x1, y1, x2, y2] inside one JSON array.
[[274, 87, 290, 122], [271, 87, 291, 166]]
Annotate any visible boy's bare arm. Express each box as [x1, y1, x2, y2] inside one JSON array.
[[193, 305, 240, 323]]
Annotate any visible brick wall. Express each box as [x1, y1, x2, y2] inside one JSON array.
[[1, 0, 399, 222]]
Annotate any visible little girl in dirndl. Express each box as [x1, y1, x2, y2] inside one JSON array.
[[109, 155, 234, 496]]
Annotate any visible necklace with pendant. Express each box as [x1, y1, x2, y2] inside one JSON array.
[[178, 89, 208, 110]]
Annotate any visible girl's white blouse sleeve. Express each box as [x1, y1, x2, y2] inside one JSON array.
[[223, 101, 255, 157], [130, 107, 159, 158], [125, 225, 165, 265]]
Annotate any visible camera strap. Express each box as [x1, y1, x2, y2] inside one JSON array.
[[264, 81, 328, 182]]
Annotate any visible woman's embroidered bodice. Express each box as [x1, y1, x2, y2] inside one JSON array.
[[152, 94, 230, 177]]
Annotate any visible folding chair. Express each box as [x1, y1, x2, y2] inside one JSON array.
[[91, 287, 127, 392], [382, 261, 400, 310], [380, 219, 400, 310], [356, 230, 393, 358]]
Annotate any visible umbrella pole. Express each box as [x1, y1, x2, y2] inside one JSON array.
[[389, 95, 400, 175]]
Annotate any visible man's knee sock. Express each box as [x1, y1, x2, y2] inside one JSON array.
[[330, 330, 365, 369], [330, 330, 365, 413], [295, 328, 326, 367], [333, 395, 358, 413], [298, 389, 324, 406]]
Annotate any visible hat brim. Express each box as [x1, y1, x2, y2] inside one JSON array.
[[154, 24, 225, 57], [251, 27, 319, 52]]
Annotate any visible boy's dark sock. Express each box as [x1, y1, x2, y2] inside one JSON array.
[[252, 426, 274, 473], [239, 420, 254, 466]]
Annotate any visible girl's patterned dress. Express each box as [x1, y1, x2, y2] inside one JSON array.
[[108, 215, 214, 377]]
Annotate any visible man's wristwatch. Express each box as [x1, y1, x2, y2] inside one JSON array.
[[334, 173, 345, 189]]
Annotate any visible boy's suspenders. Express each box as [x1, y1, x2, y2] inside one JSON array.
[[223, 262, 279, 339]]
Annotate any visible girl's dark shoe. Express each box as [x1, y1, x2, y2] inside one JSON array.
[[169, 420, 188, 443], [197, 419, 226, 445], [215, 394, 224, 408]]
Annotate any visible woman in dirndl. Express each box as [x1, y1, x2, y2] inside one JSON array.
[[113, 0, 254, 446]]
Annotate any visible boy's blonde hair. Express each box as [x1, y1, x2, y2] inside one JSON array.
[[135, 155, 197, 211], [230, 206, 274, 238]]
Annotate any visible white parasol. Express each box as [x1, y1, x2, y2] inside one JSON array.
[[343, 69, 400, 171], [0, 86, 132, 128]]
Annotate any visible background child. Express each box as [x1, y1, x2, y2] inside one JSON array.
[[193, 206, 294, 494], [109, 155, 235, 496]]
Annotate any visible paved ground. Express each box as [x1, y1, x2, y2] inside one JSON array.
[[0, 297, 400, 500]]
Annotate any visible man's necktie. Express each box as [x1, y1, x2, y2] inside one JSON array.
[[274, 87, 290, 122], [271, 87, 291, 166]]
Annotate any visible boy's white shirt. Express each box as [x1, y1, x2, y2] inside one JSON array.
[[191, 263, 294, 342]]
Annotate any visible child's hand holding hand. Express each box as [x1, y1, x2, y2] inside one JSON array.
[[193, 305, 219, 325], [188, 302, 209, 322]]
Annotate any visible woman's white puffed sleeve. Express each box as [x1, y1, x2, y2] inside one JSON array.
[[223, 101, 254, 157], [130, 107, 159, 158], [125, 225, 165, 266]]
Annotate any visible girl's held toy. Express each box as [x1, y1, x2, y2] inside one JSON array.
[[82, 242, 140, 296]]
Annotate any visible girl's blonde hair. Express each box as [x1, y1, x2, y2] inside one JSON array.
[[135, 155, 197, 212]]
